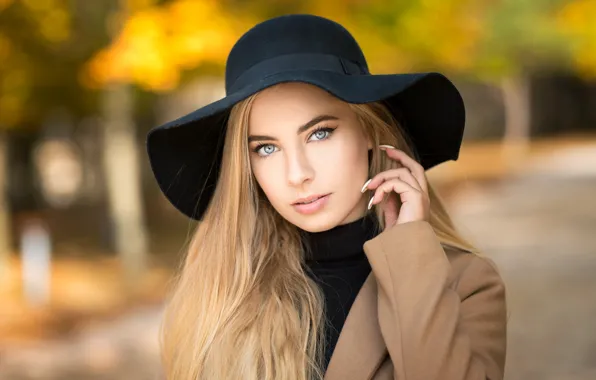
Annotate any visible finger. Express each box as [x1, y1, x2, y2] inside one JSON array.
[[364, 168, 422, 192], [368, 178, 420, 209], [381, 148, 427, 193], [379, 147, 428, 194]]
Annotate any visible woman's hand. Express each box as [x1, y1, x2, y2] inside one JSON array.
[[361, 145, 430, 229]]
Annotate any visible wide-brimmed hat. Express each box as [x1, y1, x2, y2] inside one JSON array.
[[147, 14, 466, 220]]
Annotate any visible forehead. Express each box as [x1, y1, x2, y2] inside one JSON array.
[[249, 83, 347, 132]]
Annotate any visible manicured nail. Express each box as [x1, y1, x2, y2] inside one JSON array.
[[367, 196, 374, 210], [379, 145, 396, 150], [360, 179, 372, 193]]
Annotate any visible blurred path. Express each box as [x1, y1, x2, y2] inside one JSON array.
[[449, 144, 596, 380], [0, 306, 164, 380]]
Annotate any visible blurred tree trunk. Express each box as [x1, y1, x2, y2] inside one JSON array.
[[102, 83, 148, 292], [501, 74, 532, 163], [0, 132, 11, 285]]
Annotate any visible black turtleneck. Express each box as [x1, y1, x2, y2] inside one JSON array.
[[301, 214, 380, 372]]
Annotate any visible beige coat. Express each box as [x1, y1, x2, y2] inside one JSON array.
[[323, 221, 507, 380]]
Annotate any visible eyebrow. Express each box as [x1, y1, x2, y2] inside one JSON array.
[[247, 114, 339, 143]]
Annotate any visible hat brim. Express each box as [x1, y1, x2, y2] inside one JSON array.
[[147, 71, 465, 220]]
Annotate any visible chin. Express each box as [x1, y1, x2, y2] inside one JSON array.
[[286, 211, 343, 233]]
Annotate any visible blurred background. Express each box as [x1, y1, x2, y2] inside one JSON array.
[[0, 0, 595, 379]]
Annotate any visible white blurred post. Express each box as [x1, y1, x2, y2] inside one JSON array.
[[501, 74, 532, 164], [101, 83, 148, 292], [20, 220, 51, 306]]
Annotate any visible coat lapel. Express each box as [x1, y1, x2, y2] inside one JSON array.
[[324, 273, 388, 380]]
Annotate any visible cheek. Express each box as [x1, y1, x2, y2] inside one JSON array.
[[251, 159, 284, 202], [342, 155, 368, 187], [318, 136, 369, 179]]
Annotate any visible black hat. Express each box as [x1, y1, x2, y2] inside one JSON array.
[[147, 14, 465, 220]]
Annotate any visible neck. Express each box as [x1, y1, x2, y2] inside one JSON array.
[[301, 213, 380, 262]]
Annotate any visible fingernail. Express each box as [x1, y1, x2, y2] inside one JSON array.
[[360, 179, 372, 193], [379, 145, 396, 150], [367, 196, 374, 210]]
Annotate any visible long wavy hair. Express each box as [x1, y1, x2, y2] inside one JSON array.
[[159, 92, 477, 380]]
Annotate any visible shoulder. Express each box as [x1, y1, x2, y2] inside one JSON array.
[[364, 220, 505, 296], [443, 245, 506, 299]]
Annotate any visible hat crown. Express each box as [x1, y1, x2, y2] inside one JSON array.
[[225, 14, 369, 93]]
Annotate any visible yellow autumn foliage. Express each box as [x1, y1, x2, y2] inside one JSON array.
[[399, 0, 485, 72], [0, 40, 31, 127], [86, 0, 492, 90], [0, 0, 13, 11], [0, 0, 72, 126], [21, 0, 71, 43], [84, 0, 250, 91], [556, 0, 596, 78], [79, 0, 596, 91]]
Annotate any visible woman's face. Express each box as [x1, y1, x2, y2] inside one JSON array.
[[248, 82, 372, 232]]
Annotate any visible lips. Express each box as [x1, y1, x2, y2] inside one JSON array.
[[291, 194, 331, 215], [292, 194, 328, 205]]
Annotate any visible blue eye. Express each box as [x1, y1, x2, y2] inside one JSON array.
[[309, 126, 336, 141], [255, 144, 278, 157]]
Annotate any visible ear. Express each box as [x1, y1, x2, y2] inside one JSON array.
[[366, 137, 373, 150]]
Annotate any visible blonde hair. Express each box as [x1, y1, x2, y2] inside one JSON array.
[[160, 92, 477, 380]]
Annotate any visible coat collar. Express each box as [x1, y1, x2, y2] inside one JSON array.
[[324, 272, 387, 380]]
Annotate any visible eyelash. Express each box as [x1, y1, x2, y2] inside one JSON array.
[[252, 125, 337, 157]]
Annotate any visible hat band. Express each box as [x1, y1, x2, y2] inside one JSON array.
[[227, 53, 369, 94]]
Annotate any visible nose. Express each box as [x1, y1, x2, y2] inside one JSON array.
[[286, 147, 315, 187]]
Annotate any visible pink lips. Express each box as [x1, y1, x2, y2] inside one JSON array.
[[292, 194, 331, 215]]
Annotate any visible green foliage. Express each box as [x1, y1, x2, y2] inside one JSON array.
[[0, 0, 114, 129], [474, 0, 571, 81], [2, 0, 596, 129]]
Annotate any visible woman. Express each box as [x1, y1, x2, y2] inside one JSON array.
[[147, 14, 507, 380]]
